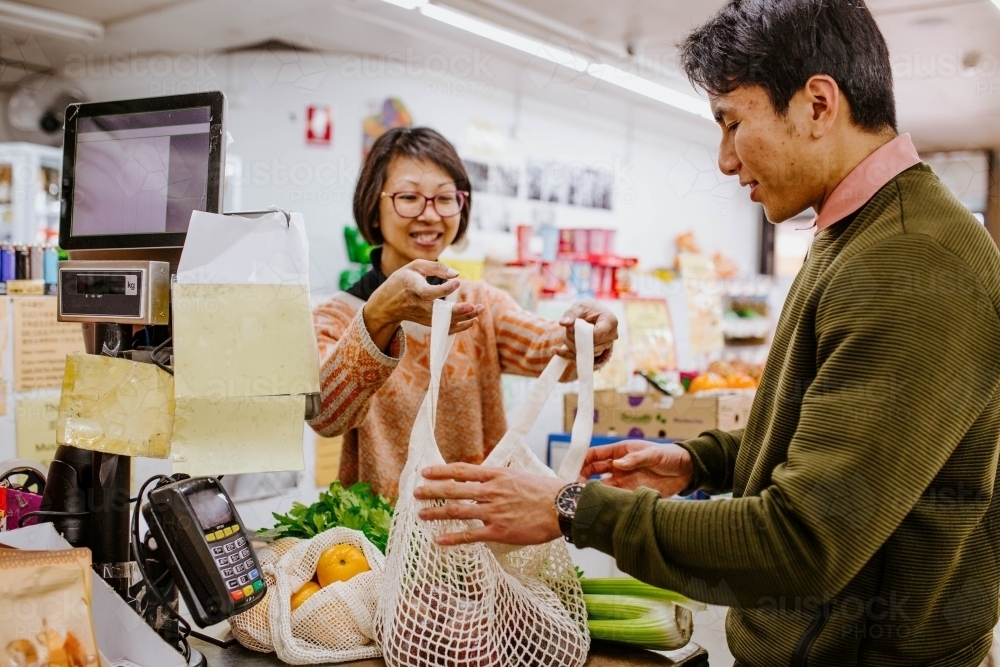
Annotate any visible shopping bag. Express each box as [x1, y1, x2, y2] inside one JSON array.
[[230, 528, 385, 664], [376, 299, 595, 667]]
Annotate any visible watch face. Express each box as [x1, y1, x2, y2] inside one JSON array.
[[556, 483, 584, 516]]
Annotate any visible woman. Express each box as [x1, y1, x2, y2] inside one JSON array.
[[309, 127, 617, 498]]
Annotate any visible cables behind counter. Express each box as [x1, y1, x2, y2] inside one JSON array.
[[131, 474, 192, 662]]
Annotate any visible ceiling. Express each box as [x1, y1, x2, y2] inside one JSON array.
[[3, 0, 1000, 151]]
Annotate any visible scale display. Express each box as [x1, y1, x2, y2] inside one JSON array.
[[57, 260, 169, 325]]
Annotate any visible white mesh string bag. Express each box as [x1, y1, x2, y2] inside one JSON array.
[[231, 536, 299, 653], [376, 299, 596, 667], [231, 528, 386, 664]]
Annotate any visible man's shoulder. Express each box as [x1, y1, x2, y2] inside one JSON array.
[[843, 165, 1000, 297]]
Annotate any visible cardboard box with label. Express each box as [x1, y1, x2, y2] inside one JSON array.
[[564, 389, 755, 441]]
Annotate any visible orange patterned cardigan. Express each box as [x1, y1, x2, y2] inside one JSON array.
[[308, 280, 579, 499]]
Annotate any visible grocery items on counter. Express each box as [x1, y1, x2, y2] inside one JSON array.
[[230, 527, 386, 663], [580, 577, 703, 651], [260, 481, 394, 553], [0, 548, 100, 667]]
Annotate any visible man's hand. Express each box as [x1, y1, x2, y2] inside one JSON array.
[[415, 464, 566, 546], [580, 441, 695, 498], [555, 300, 618, 360]]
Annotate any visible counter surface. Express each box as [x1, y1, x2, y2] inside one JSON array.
[[189, 639, 709, 667]]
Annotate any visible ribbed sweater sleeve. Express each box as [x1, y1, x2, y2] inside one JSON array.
[[676, 428, 743, 494], [573, 235, 1000, 607], [308, 299, 406, 437], [486, 284, 576, 380]]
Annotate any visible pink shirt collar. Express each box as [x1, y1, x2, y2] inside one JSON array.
[[812, 133, 921, 234]]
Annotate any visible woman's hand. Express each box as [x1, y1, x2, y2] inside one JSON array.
[[580, 441, 695, 498], [555, 300, 618, 360], [415, 464, 566, 546], [363, 260, 484, 351]]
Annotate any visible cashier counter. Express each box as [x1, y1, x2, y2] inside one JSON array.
[[191, 637, 710, 667]]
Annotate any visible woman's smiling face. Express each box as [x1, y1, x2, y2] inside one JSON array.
[[377, 156, 462, 275]]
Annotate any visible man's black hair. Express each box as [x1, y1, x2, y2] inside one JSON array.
[[679, 0, 897, 133]]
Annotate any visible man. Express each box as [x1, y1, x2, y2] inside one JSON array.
[[415, 1, 1000, 666]]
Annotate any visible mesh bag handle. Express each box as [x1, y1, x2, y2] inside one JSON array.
[[398, 299, 455, 491], [484, 318, 595, 481]]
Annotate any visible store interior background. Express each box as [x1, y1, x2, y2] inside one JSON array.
[[2, 0, 1000, 661]]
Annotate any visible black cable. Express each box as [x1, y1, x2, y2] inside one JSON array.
[[17, 509, 88, 528], [151, 336, 174, 375], [132, 474, 192, 662]]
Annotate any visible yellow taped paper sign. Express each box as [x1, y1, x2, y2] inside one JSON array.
[[170, 394, 305, 475], [12, 297, 86, 392], [15, 397, 60, 468], [172, 283, 320, 399], [56, 354, 174, 458]]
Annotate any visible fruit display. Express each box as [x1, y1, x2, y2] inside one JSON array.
[[686, 360, 763, 393]]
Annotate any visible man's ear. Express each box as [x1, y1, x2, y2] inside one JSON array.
[[799, 74, 840, 139]]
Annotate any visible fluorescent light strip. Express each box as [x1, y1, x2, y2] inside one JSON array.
[[0, 1, 103, 43], [420, 4, 588, 72], [397, 1, 711, 120]]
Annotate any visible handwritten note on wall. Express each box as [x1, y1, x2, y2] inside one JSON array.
[[13, 297, 86, 392]]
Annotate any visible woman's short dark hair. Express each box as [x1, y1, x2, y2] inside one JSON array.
[[679, 0, 897, 133], [353, 127, 472, 246]]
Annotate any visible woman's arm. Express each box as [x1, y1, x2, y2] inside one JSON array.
[[308, 299, 407, 437], [486, 284, 613, 380]]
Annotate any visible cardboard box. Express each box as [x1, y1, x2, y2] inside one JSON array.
[[564, 389, 754, 441]]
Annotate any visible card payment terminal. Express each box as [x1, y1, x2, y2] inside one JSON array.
[[142, 476, 266, 627]]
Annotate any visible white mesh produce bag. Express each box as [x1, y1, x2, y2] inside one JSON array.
[[376, 299, 595, 667], [231, 528, 386, 664]]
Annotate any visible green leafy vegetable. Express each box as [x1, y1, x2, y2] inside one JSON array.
[[257, 481, 394, 553]]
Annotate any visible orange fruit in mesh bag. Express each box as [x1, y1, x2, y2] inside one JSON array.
[[290, 581, 321, 611], [316, 544, 370, 587]]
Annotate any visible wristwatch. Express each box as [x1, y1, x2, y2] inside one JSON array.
[[554, 482, 585, 542]]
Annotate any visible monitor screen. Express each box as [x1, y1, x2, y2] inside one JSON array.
[[60, 92, 225, 250], [73, 107, 210, 236]]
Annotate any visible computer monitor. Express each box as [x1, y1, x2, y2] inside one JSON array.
[[59, 91, 226, 251]]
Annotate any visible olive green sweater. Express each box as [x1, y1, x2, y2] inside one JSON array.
[[573, 164, 1000, 667]]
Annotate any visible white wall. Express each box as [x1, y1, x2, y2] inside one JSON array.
[[64, 49, 761, 298]]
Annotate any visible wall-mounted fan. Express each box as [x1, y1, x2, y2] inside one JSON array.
[[5, 73, 86, 146]]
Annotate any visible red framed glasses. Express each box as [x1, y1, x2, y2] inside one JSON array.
[[381, 191, 468, 218]]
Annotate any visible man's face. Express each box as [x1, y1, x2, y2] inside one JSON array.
[[711, 86, 826, 222]]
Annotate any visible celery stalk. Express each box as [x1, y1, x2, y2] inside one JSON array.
[[583, 594, 693, 650], [580, 577, 707, 611]]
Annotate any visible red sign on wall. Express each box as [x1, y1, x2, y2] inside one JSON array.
[[306, 106, 332, 145]]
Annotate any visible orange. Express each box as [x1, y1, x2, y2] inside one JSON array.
[[291, 580, 321, 611], [316, 544, 370, 587], [687, 373, 727, 393], [726, 373, 757, 389]]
